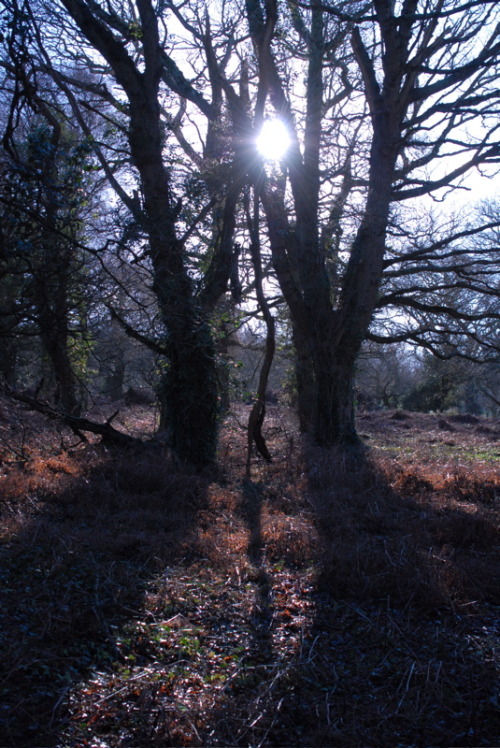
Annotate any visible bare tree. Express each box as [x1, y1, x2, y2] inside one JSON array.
[[2, 0, 499, 456], [372, 203, 500, 361], [2, 0, 254, 464], [242, 0, 500, 444]]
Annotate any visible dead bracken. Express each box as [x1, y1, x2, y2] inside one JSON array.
[[0, 399, 499, 747]]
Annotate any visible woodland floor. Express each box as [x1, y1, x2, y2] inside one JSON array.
[[0, 398, 499, 747]]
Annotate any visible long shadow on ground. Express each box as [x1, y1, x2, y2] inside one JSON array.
[[0, 445, 207, 747], [238, 480, 273, 659], [202, 441, 499, 747], [3, 428, 498, 747], [258, 443, 500, 747]]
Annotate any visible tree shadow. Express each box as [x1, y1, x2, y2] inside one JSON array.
[[273, 440, 500, 747], [201, 438, 499, 747], [2, 427, 498, 747], [237, 479, 273, 665], [0, 444, 207, 747], [305, 441, 499, 607]]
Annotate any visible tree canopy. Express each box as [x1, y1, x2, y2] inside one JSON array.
[[0, 0, 499, 463]]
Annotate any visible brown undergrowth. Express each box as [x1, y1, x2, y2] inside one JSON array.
[[0, 400, 498, 747]]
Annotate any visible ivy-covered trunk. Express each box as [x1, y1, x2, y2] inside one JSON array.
[[154, 274, 219, 466], [43, 332, 81, 416], [58, 0, 221, 466], [128, 92, 219, 466]]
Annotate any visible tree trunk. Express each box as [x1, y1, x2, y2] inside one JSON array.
[[32, 242, 82, 417], [129, 106, 219, 466], [42, 328, 81, 416], [54, 0, 221, 466], [105, 354, 125, 402], [0, 338, 17, 389], [313, 350, 358, 445], [147, 232, 219, 465], [157, 310, 218, 466], [291, 322, 315, 433]]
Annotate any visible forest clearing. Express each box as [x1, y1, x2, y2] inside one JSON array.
[[0, 398, 499, 747]]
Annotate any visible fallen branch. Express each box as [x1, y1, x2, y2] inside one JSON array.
[[5, 388, 141, 448]]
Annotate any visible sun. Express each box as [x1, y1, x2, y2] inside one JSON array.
[[256, 119, 291, 161]]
